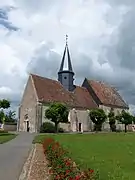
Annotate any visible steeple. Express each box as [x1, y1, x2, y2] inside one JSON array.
[[58, 35, 75, 91]]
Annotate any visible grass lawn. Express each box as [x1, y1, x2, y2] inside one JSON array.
[[34, 133, 135, 180], [0, 133, 17, 144]]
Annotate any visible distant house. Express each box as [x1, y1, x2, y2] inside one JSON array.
[[18, 41, 129, 133]]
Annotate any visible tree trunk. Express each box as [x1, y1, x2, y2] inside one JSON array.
[[110, 124, 116, 132], [55, 123, 59, 133], [125, 124, 127, 133]]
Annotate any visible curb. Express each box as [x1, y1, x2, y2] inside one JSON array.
[[19, 144, 36, 180]]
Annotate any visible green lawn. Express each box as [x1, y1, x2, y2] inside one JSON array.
[[34, 133, 135, 180], [0, 133, 17, 144]]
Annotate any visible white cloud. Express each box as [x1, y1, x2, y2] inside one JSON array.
[[0, 86, 12, 94], [0, 0, 135, 113]]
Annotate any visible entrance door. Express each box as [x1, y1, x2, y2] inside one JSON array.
[[27, 121, 29, 132], [79, 123, 82, 132]]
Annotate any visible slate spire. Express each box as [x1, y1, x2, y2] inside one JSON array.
[[58, 35, 75, 91], [59, 35, 74, 73]]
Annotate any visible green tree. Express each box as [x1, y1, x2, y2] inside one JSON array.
[[0, 99, 10, 125], [5, 110, 16, 123], [108, 108, 116, 132], [89, 108, 107, 131], [132, 115, 135, 124], [0, 110, 5, 124], [45, 102, 69, 133], [0, 99, 10, 109], [116, 110, 133, 133]]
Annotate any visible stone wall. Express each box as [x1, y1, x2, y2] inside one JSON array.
[[19, 75, 37, 133], [41, 105, 131, 133], [59, 123, 71, 132], [41, 106, 92, 132], [99, 104, 127, 116], [4, 124, 17, 131], [100, 105, 130, 131], [42, 105, 49, 123], [69, 109, 92, 132]]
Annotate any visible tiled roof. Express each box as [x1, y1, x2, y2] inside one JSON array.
[[31, 74, 97, 109], [87, 79, 128, 109]]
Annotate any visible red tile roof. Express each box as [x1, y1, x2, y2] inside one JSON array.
[[31, 74, 97, 109], [87, 79, 128, 109]]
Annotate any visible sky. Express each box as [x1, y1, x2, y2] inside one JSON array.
[[0, 0, 135, 115]]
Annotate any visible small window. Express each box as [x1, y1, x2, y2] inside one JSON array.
[[24, 114, 28, 120], [64, 76, 67, 79]]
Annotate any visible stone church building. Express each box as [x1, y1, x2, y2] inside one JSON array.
[[18, 42, 129, 133]]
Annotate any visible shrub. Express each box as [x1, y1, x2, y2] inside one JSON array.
[[40, 122, 65, 133], [58, 127, 64, 133], [110, 124, 116, 132], [93, 124, 102, 131], [40, 122, 55, 133], [43, 137, 97, 180]]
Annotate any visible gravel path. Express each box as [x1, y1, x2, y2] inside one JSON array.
[[0, 132, 35, 180], [27, 144, 50, 180]]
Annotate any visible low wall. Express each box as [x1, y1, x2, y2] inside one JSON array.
[[102, 122, 133, 132], [59, 123, 71, 132], [4, 124, 17, 131]]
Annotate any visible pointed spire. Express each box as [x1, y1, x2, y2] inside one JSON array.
[[58, 35, 75, 91], [59, 35, 74, 72], [66, 34, 68, 46]]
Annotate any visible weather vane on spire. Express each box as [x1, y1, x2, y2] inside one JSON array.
[[66, 34, 68, 46]]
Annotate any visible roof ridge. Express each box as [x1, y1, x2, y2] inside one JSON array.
[[88, 79, 115, 88], [30, 73, 59, 83]]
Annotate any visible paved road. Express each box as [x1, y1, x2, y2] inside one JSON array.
[[0, 132, 35, 180]]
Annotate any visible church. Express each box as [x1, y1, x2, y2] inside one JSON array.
[[18, 39, 129, 133]]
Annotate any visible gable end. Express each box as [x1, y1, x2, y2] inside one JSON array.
[[82, 78, 101, 106]]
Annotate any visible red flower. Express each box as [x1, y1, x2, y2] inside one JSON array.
[[65, 160, 71, 166], [66, 169, 70, 174], [75, 175, 81, 180], [69, 177, 73, 180], [49, 168, 53, 174], [55, 175, 60, 179], [89, 169, 94, 173]]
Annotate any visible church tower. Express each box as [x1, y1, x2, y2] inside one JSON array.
[[58, 35, 75, 91]]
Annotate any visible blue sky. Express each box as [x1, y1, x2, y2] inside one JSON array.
[[0, 0, 135, 115]]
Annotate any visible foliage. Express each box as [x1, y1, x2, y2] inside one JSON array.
[[108, 109, 116, 132], [0, 99, 11, 124], [40, 122, 55, 133], [0, 110, 5, 123], [45, 103, 69, 132], [43, 137, 97, 180], [131, 115, 135, 124], [5, 110, 16, 123], [89, 109, 107, 131], [58, 127, 64, 133], [0, 99, 10, 109], [40, 122, 64, 133], [116, 110, 133, 132]]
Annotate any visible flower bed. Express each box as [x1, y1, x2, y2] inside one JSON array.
[[43, 137, 97, 180]]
